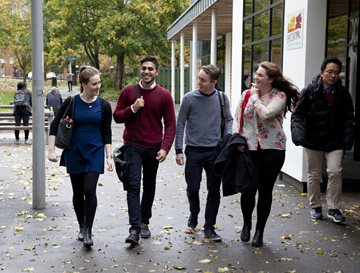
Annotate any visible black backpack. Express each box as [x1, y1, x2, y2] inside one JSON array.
[[14, 90, 29, 108]]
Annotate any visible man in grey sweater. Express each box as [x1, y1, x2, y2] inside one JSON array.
[[175, 64, 233, 242]]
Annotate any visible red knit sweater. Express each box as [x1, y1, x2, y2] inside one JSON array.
[[113, 84, 176, 152]]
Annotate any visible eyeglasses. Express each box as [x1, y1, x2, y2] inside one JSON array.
[[324, 69, 340, 76]]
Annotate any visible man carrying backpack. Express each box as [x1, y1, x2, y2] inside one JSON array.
[[13, 82, 32, 144]]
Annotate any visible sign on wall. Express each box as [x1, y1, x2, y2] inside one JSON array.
[[286, 10, 304, 50]]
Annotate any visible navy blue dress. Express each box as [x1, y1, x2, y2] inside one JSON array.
[[63, 95, 104, 174]]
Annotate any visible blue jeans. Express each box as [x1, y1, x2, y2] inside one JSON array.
[[185, 146, 221, 230], [125, 144, 159, 232]]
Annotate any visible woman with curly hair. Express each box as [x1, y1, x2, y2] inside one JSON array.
[[234, 61, 299, 247]]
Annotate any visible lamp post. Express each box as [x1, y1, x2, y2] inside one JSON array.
[[31, 0, 46, 209]]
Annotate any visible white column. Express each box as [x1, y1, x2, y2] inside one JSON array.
[[282, 0, 327, 182], [231, 0, 243, 113], [192, 22, 198, 91], [180, 32, 185, 102], [225, 32, 232, 97], [211, 9, 217, 65], [171, 39, 176, 101]]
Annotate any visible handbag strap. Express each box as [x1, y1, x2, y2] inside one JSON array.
[[63, 96, 74, 118], [217, 90, 226, 138], [239, 90, 251, 132]]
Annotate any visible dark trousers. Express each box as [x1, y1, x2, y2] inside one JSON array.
[[14, 109, 30, 140], [241, 149, 285, 230], [185, 146, 221, 230], [70, 172, 99, 231], [125, 144, 159, 232], [68, 81, 73, 91]]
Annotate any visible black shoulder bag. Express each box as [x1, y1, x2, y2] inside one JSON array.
[[55, 96, 75, 149], [113, 85, 141, 187]]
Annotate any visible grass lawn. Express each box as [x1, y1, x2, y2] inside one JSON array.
[[0, 91, 14, 105]]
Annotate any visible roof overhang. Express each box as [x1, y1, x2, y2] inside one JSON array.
[[167, 0, 233, 41]]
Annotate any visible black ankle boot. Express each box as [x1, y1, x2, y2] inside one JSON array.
[[83, 228, 93, 249], [251, 229, 264, 247], [240, 222, 252, 242], [78, 225, 85, 241]]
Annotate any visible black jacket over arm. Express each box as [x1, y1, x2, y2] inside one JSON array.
[[213, 133, 254, 196]]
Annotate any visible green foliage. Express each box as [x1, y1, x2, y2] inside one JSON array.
[[122, 75, 140, 88], [98, 71, 140, 100]]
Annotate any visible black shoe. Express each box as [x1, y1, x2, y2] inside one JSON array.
[[251, 229, 264, 247], [327, 209, 345, 223], [240, 222, 251, 242], [125, 230, 139, 245], [203, 228, 222, 242], [78, 227, 85, 241], [83, 228, 93, 249], [140, 223, 151, 239], [310, 207, 323, 220], [188, 214, 198, 229]]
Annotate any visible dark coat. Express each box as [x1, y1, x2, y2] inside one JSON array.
[[46, 90, 63, 115], [213, 133, 254, 196], [291, 75, 354, 151]]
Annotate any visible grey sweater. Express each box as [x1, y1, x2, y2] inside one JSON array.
[[175, 89, 233, 153]]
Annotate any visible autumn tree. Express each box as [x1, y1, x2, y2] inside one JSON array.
[[0, 0, 32, 82], [96, 0, 188, 89], [43, 0, 188, 89], [44, 0, 103, 69]]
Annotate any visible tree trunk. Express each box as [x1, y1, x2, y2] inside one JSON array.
[[114, 52, 125, 90]]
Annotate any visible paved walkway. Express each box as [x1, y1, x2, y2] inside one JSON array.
[[0, 86, 359, 273]]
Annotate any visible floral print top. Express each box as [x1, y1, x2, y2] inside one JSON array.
[[234, 88, 287, 151]]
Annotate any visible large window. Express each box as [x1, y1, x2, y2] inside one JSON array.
[[242, 0, 284, 89], [327, 0, 359, 160], [197, 36, 226, 90]]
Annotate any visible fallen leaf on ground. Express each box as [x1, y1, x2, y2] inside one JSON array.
[[199, 258, 212, 264]]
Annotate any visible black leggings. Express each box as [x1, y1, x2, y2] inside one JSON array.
[[70, 172, 99, 231], [241, 149, 285, 230]]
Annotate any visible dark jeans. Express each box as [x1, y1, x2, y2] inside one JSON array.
[[185, 146, 221, 230], [69, 172, 100, 231], [125, 144, 159, 232], [241, 149, 285, 230], [14, 109, 30, 140]]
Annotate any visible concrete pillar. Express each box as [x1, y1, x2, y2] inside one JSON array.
[[192, 22, 198, 91], [211, 9, 217, 65]]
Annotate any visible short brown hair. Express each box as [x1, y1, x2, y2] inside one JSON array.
[[200, 64, 221, 81]]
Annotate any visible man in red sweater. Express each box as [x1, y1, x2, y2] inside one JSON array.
[[113, 56, 176, 246]]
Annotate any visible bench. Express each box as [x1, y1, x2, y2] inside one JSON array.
[[0, 105, 54, 143]]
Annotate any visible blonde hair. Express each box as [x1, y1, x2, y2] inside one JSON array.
[[79, 66, 100, 93]]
